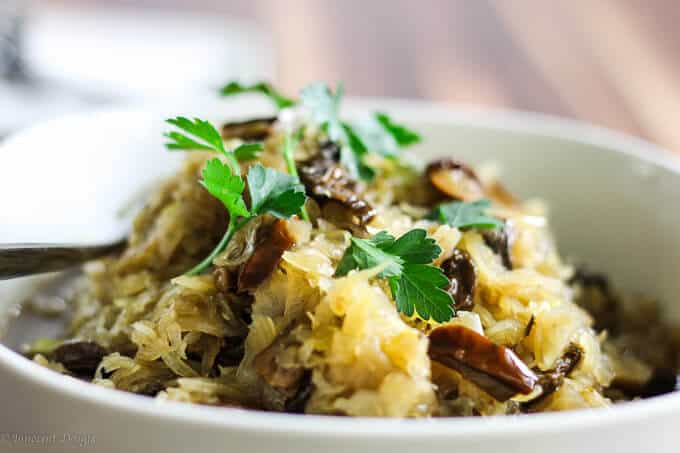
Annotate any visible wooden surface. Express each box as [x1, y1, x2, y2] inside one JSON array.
[[56, 0, 680, 152]]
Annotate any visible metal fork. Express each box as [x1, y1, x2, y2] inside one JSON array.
[[0, 241, 127, 280]]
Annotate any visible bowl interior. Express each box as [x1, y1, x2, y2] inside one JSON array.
[[1, 98, 680, 391]]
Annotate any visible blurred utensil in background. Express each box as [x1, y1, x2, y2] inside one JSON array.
[[0, 2, 25, 83], [0, 2, 274, 142], [0, 2, 106, 141], [0, 2, 27, 140]]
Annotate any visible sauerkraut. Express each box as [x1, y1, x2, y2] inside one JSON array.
[[26, 99, 680, 417]]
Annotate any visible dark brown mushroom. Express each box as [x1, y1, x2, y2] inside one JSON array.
[[213, 267, 234, 293], [481, 221, 514, 270], [521, 343, 583, 411], [138, 381, 166, 397], [284, 370, 313, 413], [568, 268, 618, 332], [428, 325, 538, 401], [298, 141, 375, 230], [440, 248, 476, 311], [237, 219, 295, 292], [524, 315, 535, 338], [425, 158, 485, 202], [253, 337, 304, 396], [52, 340, 108, 377], [568, 268, 611, 295], [610, 367, 678, 399], [221, 117, 276, 141], [214, 336, 246, 368], [319, 200, 372, 237]]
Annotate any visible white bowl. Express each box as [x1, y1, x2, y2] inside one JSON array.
[[1, 98, 680, 453]]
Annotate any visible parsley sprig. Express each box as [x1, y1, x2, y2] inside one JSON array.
[[164, 117, 306, 276], [352, 112, 421, 158], [218, 80, 420, 182], [188, 161, 306, 275], [219, 81, 296, 109], [375, 112, 421, 147], [428, 199, 503, 230], [281, 130, 310, 221], [335, 229, 455, 322], [299, 82, 374, 181], [164, 117, 263, 169]]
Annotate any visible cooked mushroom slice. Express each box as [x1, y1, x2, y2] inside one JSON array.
[[213, 267, 233, 293], [320, 200, 371, 237], [138, 381, 166, 397], [568, 268, 619, 332], [253, 338, 304, 395], [428, 325, 538, 401], [611, 367, 678, 399], [524, 315, 535, 338], [521, 343, 583, 411], [298, 141, 376, 229], [285, 371, 313, 413], [214, 336, 246, 368], [425, 158, 486, 202], [486, 180, 518, 207], [481, 220, 514, 269], [221, 117, 276, 141], [52, 340, 108, 377], [237, 219, 295, 292], [440, 248, 476, 311]]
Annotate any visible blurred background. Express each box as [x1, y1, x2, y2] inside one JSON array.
[[2, 0, 680, 151]]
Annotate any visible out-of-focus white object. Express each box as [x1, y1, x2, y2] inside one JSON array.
[[0, 4, 274, 134], [23, 5, 274, 100]]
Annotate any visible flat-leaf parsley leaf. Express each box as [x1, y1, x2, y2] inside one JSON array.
[[165, 117, 227, 154], [200, 158, 250, 219], [247, 164, 307, 218], [429, 199, 502, 230], [375, 112, 421, 147], [219, 81, 296, 109], [335, 229, 455, 322], [351, 112, 421, 158], [233, 143, 264, 162], [300, 81, 375, 181], [164, 117, 263, 167]]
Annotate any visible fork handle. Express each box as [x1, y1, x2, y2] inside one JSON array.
[[0, 241, 125, 280]]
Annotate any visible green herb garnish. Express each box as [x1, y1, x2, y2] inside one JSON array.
[[375, 112, 421, 147], [246, 163, 307, 219], [281, 131, 310, 221], [201, 158, 250, 218], [300, 81, 375, 181], [165, 117, 230, 154], [349, 112, 421, 158], [163, 116, 262, 167], [299, 81, 345, 142], [233, 142, 264, 162], [219, 81, 296, 109], [185, 160, 306, 276], [341, 123, 376, 181], [165, 117, 307, 276], [429, 199, 503, 230], [217, 81, 423, 182], [335, 229, 455, 322]]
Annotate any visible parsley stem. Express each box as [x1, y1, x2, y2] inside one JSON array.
[[222, 151, 241, 176], [185, 215, 252, 276], [282, 133, 310, 222]]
